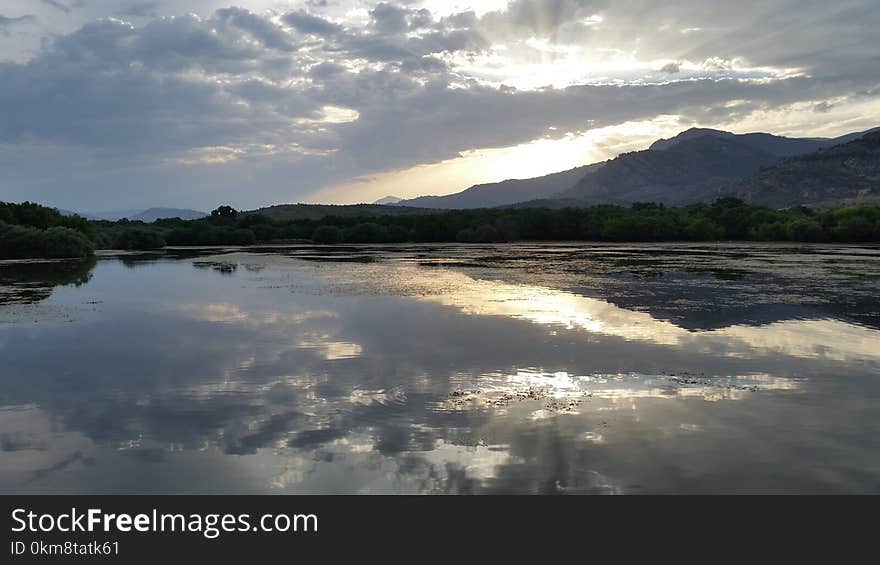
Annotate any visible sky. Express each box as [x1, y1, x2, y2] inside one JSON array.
[[0, 0, 878, 212]]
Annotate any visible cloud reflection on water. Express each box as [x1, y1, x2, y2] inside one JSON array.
[[1, 245, 879, 493]]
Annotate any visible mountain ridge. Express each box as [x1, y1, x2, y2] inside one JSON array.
[[558, 135, 779, 205], [728, 130, 880, 207], [397, 162, 605, 209], [59, 207, 207, 222], [394, 126, 878, 211], [373, 196, 403, 205], [555, 126, 880, 207]]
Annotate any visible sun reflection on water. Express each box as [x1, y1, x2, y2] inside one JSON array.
[[416, 269, 880, 364], [438, 369, 799, 413]]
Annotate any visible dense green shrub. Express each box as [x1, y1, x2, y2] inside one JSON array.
[[786, 219, 827, 242], [297, 199, 880, 244], [250, 223, 281, 241], [831, 215, 875, 241], [113, 228, 167, 250], [345, 223, 387, 243], [0, 222, 94, 259], [385, 224, 409, 242], [0, 201, 95, 240], [165, 226, 255, 246], [684, 218, 724, 240], [43, 227, 96, 257], [311, 225, 342, 244], [3, 199, 880, 255], [753, 221, 788, 241]]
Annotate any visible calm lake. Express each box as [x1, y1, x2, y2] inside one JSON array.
[[1, 243, 879, 494]]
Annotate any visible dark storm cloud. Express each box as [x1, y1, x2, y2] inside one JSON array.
[[0, 1, 877, 210]]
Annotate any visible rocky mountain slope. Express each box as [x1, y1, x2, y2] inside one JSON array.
[[558, 136, 779, 205], [728, 131, 880, 207], [555, 127, 879, 207]]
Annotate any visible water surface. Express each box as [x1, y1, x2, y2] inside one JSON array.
[[1, 243, 879, 493]]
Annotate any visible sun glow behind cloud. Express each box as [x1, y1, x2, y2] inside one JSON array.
[[311, 116, 686, 203], [311, 89, 880, 205]]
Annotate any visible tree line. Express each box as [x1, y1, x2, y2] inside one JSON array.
[[2, 199, 880, 259]]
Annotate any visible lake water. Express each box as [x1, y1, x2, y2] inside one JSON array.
[[1, 243, 879, 494]]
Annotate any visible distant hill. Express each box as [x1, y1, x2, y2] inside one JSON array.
[[650, 128, 829, 156], [391, 127, 876, 211], [651, 127, 879, 155], [502, 197, 590, 210], [555, 127, 880, 207], [373, 196, 403, 205], [558, 136, 779, 205], [728, 131, 880, 207], [398, 163, 605, 209], [244, 203, 438, 222], [58, 208, 206, 221], [74, 209, 142, 221], [130, 208, 207, 222], [56, 208, 98, 220]]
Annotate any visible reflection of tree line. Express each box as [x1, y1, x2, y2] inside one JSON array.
[[0, 252, 259, 306], [0, 258, 96, 304]]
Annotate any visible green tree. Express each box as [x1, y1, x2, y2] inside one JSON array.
[[113, 228, 167, 250], [211, 205, 238, 218], [832, 215, 874, 241], [786, 219, 827, 242], [684, 218, 723, 240], [312, 225, 342, 244], [386, 224, 409, 242], [345, 222, 388, 243], [43, 227, 95, 258], [251, 224, 281, 242], [0, 222, 94, 259], [473, 224, 501, 242], [753, 222, 788, 241]]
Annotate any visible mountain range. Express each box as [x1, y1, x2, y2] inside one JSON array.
[[397, 162, 604, 209], [57, 126, 880, 222], [373, 196, 403, 205], [391, 126, 879, 210], [559, 134, 778, 205], [730, 130, 880, 207], [60, 207, 207, 222]]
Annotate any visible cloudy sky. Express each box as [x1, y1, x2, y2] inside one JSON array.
[[0, 0, 878, 212]]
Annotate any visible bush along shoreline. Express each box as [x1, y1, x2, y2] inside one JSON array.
[[2, 199, 880, 260], [0, 222, 95, 259]]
